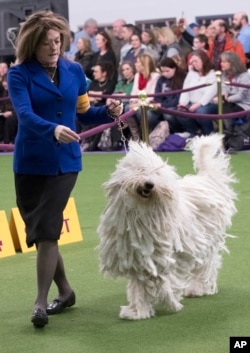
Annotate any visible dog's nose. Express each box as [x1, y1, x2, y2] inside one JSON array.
[[145, 182, 154, 190]]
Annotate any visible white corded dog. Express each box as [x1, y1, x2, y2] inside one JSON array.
[[97, 134, 237, 320]]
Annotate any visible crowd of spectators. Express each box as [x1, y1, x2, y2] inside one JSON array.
[[1, 10, 250, 151]]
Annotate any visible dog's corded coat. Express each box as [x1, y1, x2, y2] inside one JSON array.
[[97, 134, 237, 320]]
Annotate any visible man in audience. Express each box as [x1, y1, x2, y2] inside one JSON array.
[[111, 18, 127, 65], [206, 19, 246, 69], [74, 18, 98, 52], [233, 11, 250, 68]]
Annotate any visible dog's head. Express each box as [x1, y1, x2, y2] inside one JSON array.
[[103, 141, 179, 205]]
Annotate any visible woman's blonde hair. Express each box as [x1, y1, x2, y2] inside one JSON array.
[[158, 27, 177, 45], [15, 10, 70, 63], [137, 53, 157, 79], [78, 37, 92, 53]]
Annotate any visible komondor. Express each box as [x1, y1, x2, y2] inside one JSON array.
[[97, 134, 237, 320]]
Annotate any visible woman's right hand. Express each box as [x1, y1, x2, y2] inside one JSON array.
[[54, 125, 80, 144]]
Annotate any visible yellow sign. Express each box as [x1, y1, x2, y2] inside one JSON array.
[[9, 197, 83, 253], [0, 210, 16, 258]]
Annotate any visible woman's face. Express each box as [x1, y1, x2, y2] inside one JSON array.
[[220, 58, 231, 72], [36, 29, 61, 67], [77, 38, 85, 51], [135, 58, 143, 73], [130, 35, 141, 49], [160, 66, 176, 79], [121, 64, 134, 80], [141, 31, 150, 44], [95, 34, 107, 50], [190, 55, 203, 72]]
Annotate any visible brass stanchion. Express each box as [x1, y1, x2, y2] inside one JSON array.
[[138, 90, 149, 144], [215, 71, 223, 134]]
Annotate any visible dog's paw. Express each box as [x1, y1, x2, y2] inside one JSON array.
[[119, 306, 155, 320]]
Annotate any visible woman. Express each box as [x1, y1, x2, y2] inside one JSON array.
[[157, 27, 182, 62], [114, 61, 135, 103], [219, 51, 250, 133], [122, 33, 145, 67], [141, 29, 160, 63], [74, 37, 94, 78], [7, 10, 122, 328], [112, 61, 136, 147], [149, 57, 187, 133], [89, 31, 117, 81], [127, 53, 160, 140], [178, 50, 217, 135]]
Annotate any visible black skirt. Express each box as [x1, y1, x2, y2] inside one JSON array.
[[15, 173, 78, 247]]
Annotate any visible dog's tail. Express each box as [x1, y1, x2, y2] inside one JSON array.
[[191, 133, 234, 179]]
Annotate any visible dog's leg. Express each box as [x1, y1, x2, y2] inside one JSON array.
[[119, 279, 155, 320], [159, 276, 184, 312], [184, 252, 221, 297]]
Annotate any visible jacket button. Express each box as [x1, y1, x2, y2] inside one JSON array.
[[56, 112, 62, 117]]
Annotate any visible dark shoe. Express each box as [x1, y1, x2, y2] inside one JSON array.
[[46, 291, 76, 315], [31, 308, 48, 328]]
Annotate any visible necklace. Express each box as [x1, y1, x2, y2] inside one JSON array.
[[44, 66, 57, 83], [98, 79, 107, 87]]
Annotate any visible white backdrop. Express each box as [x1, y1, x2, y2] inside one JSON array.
[[68, 0, 250, 31]]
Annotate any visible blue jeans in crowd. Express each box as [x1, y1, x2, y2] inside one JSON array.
[[177, 103, 218, 135]]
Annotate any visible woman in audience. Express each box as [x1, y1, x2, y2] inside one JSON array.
[[157, 27, 182, 62], [219, 51, 250, 132], [149, 57, 187, 133], [122, 33, 145, 67], [74, 37, 94, 78], [126, 53, 160, 140], [141, 29, 160, 63], [111, 61, 136, 147], [89, 31, 117, 81], [177, 49, 217, 135]]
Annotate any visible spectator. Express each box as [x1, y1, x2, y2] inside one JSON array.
[[178, 50, 218, 136], [218, 51, 250, 133], [74, 37, 94, 78], [207, 19, 246, 70], [232, 11, 250, 68], [149, 57, 187, 133], [158, 27, 182, 62], [64, 30, 77, 61], [84, 62, 117, 151], [141, 29, 160, 63], [111, 61, 136, 149], [0, 74, 17, 144], [127, 53, 160, 140], [119, 24, 137, 65], [111, 18, 127, 65], [187, 34, 209, 65], [123, 32, 145, 67], [89, 31, 117, 81], [74, 18, 98, 52]]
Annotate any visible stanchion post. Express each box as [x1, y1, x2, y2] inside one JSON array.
[[215, 70, 223, 134], [138, 90, 149, 144]]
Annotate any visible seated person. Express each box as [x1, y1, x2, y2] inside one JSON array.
[[177, 50, 217, 136], [83, 61, 116, 151], [0, 75, 18, 144]]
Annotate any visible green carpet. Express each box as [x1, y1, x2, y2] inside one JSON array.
[[0, 151, 250, 353]]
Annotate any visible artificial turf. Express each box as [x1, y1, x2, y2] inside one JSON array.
[[0, 151, 249, 353]]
